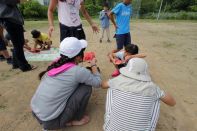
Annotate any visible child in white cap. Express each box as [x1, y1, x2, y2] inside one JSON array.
[[102, 58, 176, 131], [31, 37, 101, 130]]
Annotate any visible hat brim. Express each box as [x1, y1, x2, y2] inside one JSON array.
[[119, 67, 151, 82], [80, 40, 87, 49]]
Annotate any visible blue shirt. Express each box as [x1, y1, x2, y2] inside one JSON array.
[[111, 3, 132, 34], [99, 10, 110, 28]]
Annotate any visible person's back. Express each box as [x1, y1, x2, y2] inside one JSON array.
[[104, 82, 163, 131], [102, 58, 176, 131], [0, 1, 24, 25], [31, 65, 100, 121]]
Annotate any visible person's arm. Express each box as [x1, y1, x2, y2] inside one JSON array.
[[48, 0, 58, 38], [160, 93, 176, 106], [76, 58, 101, 88], [101, 81, 109, 89], [108, 12, 117, 30], [80, 1, 99, 33], [108, 52, 117, 64], [125, 53, 147, 62]]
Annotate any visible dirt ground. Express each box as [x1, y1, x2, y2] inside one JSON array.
[[0, 20, 197, 131]]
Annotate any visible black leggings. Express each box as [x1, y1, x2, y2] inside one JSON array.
[[0, 19, 31, 71], [33, 84, 92, 130]]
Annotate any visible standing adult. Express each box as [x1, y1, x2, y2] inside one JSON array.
[[0, 0, 36, 71], [48, 0, 99, 41], [109, 0, 132, 51], [0, 26, 12, 64]]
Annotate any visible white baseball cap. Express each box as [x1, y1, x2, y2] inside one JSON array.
[[59, 37, 88, 58]]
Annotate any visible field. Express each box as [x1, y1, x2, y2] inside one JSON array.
[[0, 20, 197, 131]]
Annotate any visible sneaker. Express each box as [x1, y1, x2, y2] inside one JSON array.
[[6, 57, 13, 65], [107, 39, 111, 43], [111, 69, 120, 77], [99, 39, 102, 43]]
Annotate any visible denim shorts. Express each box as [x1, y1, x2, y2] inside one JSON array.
[[115, 32, 131, 50]]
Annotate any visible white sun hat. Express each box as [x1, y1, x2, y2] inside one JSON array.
[[59, 37, 88, 58], [119, 58, 151, 82]]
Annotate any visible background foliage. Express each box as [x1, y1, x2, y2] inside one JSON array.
[[19, 0, 197, 20]]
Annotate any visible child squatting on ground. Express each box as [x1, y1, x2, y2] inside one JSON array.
[[102, 58, 176, 131], [99, 2, 111, 43], [31, 29, 52, 52], [108, 44, 146, 77]]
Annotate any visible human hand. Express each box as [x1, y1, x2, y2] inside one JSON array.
[[125, 55, 131, 62], [48, 25, 54, 38], [91, 23, 99, 34], [89, 58, 97, 66]]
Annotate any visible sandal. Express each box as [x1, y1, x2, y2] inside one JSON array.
[[22, 65, 37, 72]]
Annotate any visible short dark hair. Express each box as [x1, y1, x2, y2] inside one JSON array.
[[125, 44, 138, 55], [103, 2, 109, 8], [31, 29, 41, 38]]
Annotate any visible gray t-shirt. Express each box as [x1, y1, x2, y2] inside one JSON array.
[[31, 66, 101, 121]]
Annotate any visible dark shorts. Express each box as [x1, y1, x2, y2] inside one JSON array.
[[0, 38, 7, 51], [115, 32, 131, 50], [60, 23, 86, 42]]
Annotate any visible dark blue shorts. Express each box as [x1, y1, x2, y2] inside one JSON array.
[[115, 32, 131, 50], [0, 38, 7, 51]]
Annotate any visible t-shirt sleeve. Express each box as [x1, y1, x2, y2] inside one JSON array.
[[111, 3, 121, 15], [75, 67, 101, 88], [155, 86, 165, 99], [115, 51, 124, 60]]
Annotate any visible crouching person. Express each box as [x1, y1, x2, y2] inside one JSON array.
[[31, 37, 101, 130], [102, 58, 176, 131]]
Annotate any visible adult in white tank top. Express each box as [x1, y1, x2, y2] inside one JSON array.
[[48, 0, 99, 41]]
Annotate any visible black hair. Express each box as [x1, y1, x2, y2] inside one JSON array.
[[103, 2, 109, 8], [38, 49, 84, 80], [125, 44, 139, 55], [31, 29, 41, 38]]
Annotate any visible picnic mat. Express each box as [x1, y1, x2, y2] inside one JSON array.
[[24, 48, 60, 61]]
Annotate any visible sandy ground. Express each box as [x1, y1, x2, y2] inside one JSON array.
[[0, 20, 197, 131]]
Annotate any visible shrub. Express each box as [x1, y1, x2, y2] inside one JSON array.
[[140, 11, 197, 20], [84, 4, 102, 17], [189, 5, 197, 12], [19, 1, 48, 19]]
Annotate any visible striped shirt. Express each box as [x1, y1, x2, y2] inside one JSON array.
[[104, 88, 164, 131]]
